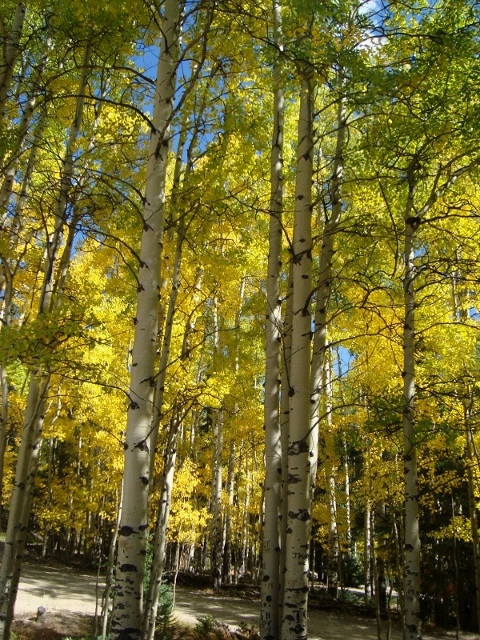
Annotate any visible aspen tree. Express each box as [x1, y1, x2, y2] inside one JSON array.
[[147, 41, 213, 473], [222, 277, 245, 584], [111, 1, 181, 637], [100, 484, 123, 640], [5, 389, 61, 632], [464, 399, 480, 634], [279, 262, 293, 606], [359, 5, 480, 628], [323, 351, 339, 598], [401, 156, 479, 640], [0, 3, 26, 123], [0, 45, 92, 638], [310, 71, 346, 485], [0, 34, 51, 215], [450, 265, 480, 633], [0, 25, 58, 490], [144, 410, 180, 640], [210, 294, 224, 590], [143, 228, 185, 639], [223, 440, 236, 583], [309, 72, 347, 602], [261, 0, 284, 636], [144, 105, 205, 628], [402, 162, 421, 640], [281, 69, 314, 640], [335, 350, 352, 560], [0, 267, 12, 525]]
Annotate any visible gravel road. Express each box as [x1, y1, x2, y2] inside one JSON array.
[[14, 562, 476, 640]]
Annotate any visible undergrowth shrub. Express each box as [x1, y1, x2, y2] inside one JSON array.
[[161, 615, 260, 640], [154, 584, 177, 640]]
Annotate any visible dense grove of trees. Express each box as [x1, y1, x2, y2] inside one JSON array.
[[1, 1, 480, 639]]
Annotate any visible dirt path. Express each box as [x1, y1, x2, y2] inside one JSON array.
[[13, 561, 478, 640]]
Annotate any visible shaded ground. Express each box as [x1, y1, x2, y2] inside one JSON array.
[[10, 559, 480, 640], [14, 559, 103, 616]]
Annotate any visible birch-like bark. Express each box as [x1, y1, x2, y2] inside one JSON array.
[[0, 60, 77, 511], [223, 279, 244, 584], [281, 73, 313, 640], [403, 175, 421, 640], [143, 411, 180, 640], [451, 263, 480, 633], [143, 212, 186, 638], [40, 44, 91, 311], [0, 36, 51, 214], [464, 401, 480, 633], [364, 498, 372, 602], [310, 74, 346, 490], [142, 128, 193, 611], [323, 353, 339, 599], [0, 375, 50, 640], [0, 263, 12, 526], [241, 472, 251, 577], [333, 348, 352, 559], [148, 115, 190, 472], [279, 262, 293, 608], [3, 389, 61, 640], [9, 104, 47, 223], [110, 3, 181, 638], [223, 441, 236, 583], [400, 154, 478, 640], [343, 435, 352, 552], [40, 403, 60, 557], [0, 111, 46, 472], [140, 65, 209, 627], [100, 485, 123, 640], [0, 362, 7, 526], [0, 48, 91, 637], [0, 3, 26, 122], [211, 406, 224, 588], [392, 503, 404, 626], [0, 87, 36, 212], [261, 1, 284, 636]]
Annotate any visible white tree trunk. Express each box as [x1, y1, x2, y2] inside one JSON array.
[[148, 210, 186, 471], [0, 49, 91, 637], [111, 2, 181, 638], [144, 116, 202, 617], [279, 262, 293, 610], [281, 73, 313, 640], [143, 212, 185, 639], [343, 435, 352, 552], [143, 412, 180, 640], [400, 155, 476, 640], [323, 353, 339, 599], [261, 0, 284, 635], [403, 188, 421, 640], [310, 74, 346, 491], [100, 485, 122, 640], [0, 266, 12, 526], [0, 3, 26, 122], [223, 441, 236, 583], [364, 498, 372, 602], [40, 44, 91, 312], [211, 408, 224, 588], [7, 104, 47, 226], [0, 36, 51, 214], [0, 375, 50, 639], [464, 403, 480, 634], [4, 392, 61, 637]]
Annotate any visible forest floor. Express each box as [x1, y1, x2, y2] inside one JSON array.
[[8, 554, 480, 640]]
